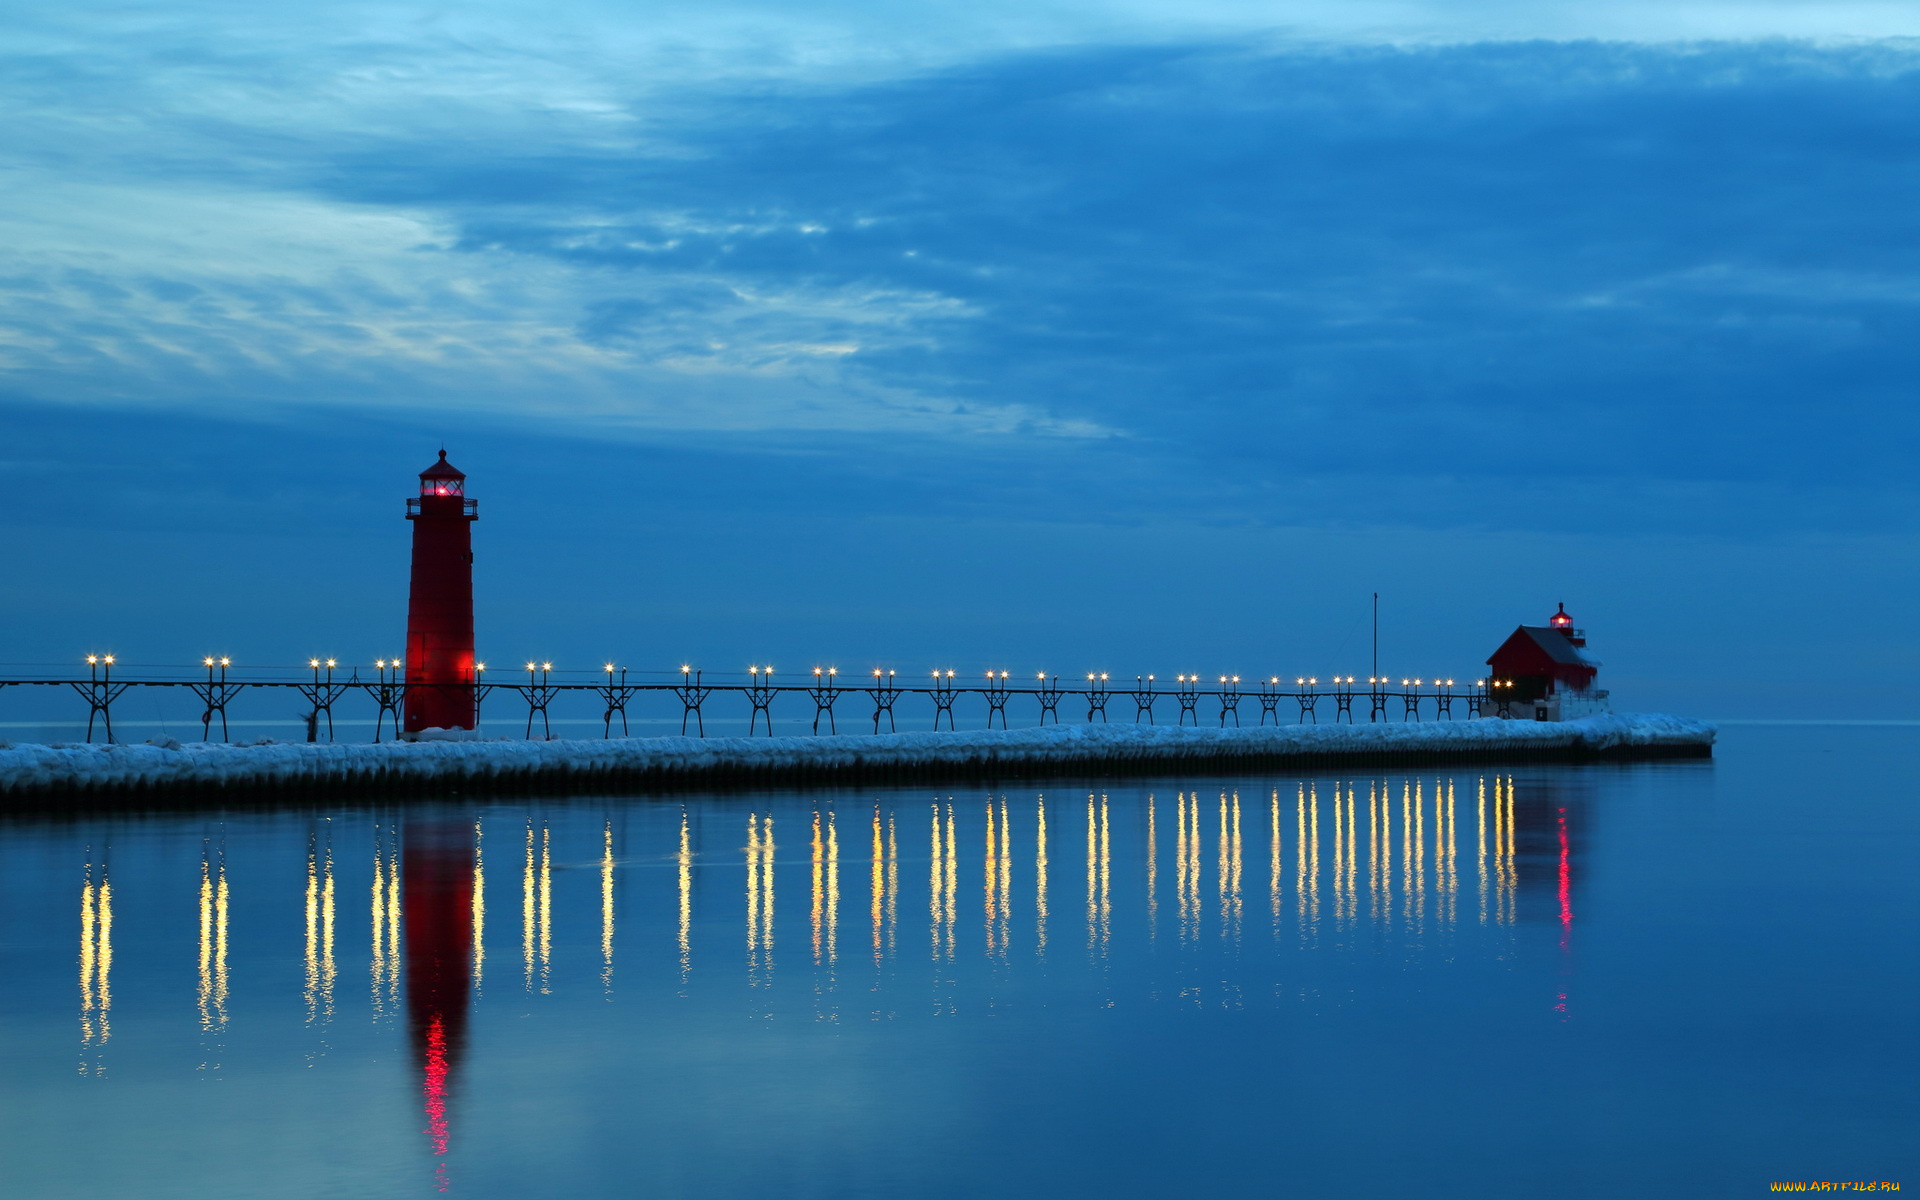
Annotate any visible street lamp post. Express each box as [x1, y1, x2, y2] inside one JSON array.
[[192, 656, 240, 742], [809, 667, 841, 734], [72, 654, 128, 744]]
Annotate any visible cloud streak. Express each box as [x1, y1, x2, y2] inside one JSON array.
[[2, 22, 1918, 533]]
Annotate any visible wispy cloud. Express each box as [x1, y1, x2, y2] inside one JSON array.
[[3, 17, 1919, 529]]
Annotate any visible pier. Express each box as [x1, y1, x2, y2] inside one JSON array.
[[0, 713, 1715, 802]]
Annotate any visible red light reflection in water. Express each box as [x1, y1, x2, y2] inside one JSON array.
[[1554, 807, 1573, 1021], [405, 822, 473, 1193], [424, 1015, 450, 1156], [1556, 808, 1574, 939]]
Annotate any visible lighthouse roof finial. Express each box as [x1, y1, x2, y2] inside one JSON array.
[[419, 449, 465, 482]]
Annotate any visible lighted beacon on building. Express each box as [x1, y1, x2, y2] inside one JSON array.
[[1482, 602, 1609, 721]]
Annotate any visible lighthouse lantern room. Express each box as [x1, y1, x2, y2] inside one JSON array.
[[418, 453, 466, 497], [403, 451, 478, 735]]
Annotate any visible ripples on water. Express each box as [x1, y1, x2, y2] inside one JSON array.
[[3, 729, 1916, 1198]]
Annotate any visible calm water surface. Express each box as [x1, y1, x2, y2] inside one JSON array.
[[1, 725, 1914, 1198]]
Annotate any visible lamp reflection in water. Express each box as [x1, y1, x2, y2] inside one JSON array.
[[812, 813, 826, 967], [808, 809, 839, 981], [867, 806, 897, 970], [1180, 792, 1203, 943], [521, 821, 552, 995], [928, 801, 958, 1016], [1329, 785, 1347, 929], [46, 770, 1586, 1105], [1367, 782, 1382, 925], [1034, 797, 1049, 955], [1412, 780, 1427, 931], [1085, 796, 1098, 955], [747, 814, 774, 987], [808, 808, 839, 1018], [944, 805, 958, 961], [1307, 783, 1320, 934], [1269, 789, 1283, 935], [470, 823, 484, 993], [372, 825, 401, 1018], [886, 811, 899, 960], [1334, 785, 1348, 926], [403, 819, 477, 1193], [1492, 777, 1518, 926], [982, 799, 995, 958], [1145, 794, 1159, 940], [1477, 779, 1489, 926], [983, 797, 1011, 960], [79, 850, 112, 1076], [1343, 785, 1360, 927], [199, 837, 229, 1072], [1295, 785, 1314, 939], [304, 826, 337, 1054], [1218, 792, 1242, 942], [678, 813, 693, 987], [927, 802, 957, 962], [601, 820, 616, 996], [1098, 795, 1112, 956], [870, 808, 885, 966], [928, 805, 944, 961], [485, 776, 1546, 1018], [1399, 782, 1415, 930], [1348, 785, 1361, 925]]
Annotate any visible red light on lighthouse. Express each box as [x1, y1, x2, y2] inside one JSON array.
[[404, 451, 478, 734]]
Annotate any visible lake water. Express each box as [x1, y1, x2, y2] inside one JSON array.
[[1, 725, 1913, 1198]]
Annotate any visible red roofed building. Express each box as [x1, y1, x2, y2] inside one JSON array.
[[1483, 603, 1609, 721]]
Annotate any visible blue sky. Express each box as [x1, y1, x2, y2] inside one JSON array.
[[3, 0, 1917, 720]]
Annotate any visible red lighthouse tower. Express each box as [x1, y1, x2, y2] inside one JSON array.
[[404, 451, 478, 734]]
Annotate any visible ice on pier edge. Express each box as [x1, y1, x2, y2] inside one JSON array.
[[0, 713, 1713, 794]]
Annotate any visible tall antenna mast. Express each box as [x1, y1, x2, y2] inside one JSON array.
[[1372, 592, 1379, 679]]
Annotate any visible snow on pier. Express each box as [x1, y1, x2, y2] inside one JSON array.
[[0, 713, 1713, 801]]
